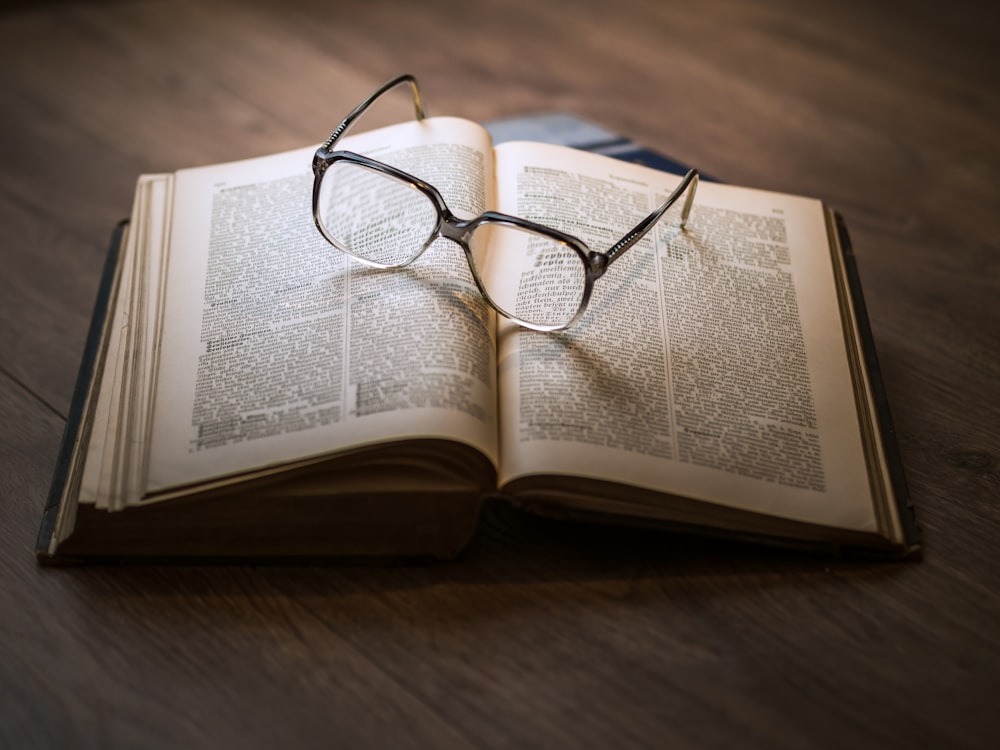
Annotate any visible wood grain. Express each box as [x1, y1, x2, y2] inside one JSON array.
[[1, 0, 998, 748]]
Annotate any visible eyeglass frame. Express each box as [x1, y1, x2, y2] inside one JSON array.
[[311, 73, 699, 332]]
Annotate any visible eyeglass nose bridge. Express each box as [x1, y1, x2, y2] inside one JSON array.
[[435, 209, 478, 247], [426, 211, 519, 322], [431, 211, 491, 287]]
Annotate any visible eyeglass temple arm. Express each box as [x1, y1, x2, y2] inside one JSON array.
[[321, 73, 427, 151], [603, 169, 699, 267]]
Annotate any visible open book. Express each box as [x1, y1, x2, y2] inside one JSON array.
[[37, 114, 918, 561]]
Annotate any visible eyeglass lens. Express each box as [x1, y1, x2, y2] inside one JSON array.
[[317, 160, 438, 267], [469, 223, 586, 329]]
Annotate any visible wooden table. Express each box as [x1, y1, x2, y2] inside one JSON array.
[[2, 0, 997, 747]]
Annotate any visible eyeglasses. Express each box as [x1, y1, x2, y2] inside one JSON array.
[[311, 74, 698, 331]]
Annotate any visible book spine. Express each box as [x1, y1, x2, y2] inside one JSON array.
[[35, 220, 129, 561]]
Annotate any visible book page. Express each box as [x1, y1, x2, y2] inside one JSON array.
[[492, 142, 877, 532], [71, 174, 173, 512], [145, 117, 498, 495]]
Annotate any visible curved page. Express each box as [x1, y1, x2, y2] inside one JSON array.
[[146, 118, 498, 496]]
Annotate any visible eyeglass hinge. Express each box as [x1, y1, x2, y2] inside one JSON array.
[[587, 251, 609, 278]]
